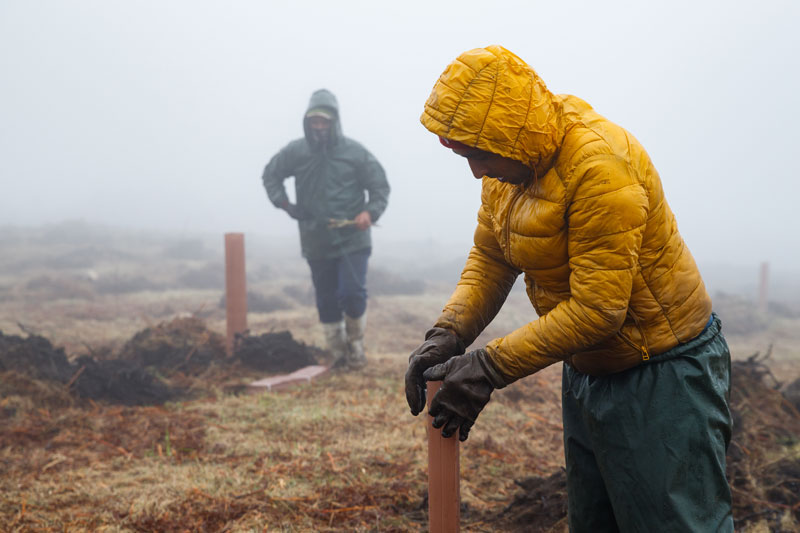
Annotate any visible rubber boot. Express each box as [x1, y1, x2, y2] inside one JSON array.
[[322, 320, 348, 368], [344, 313, 367, 369]]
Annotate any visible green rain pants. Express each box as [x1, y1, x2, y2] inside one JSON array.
[[562, 314, 733, 532]]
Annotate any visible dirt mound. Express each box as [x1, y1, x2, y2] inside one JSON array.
[[69, 356, 177, 406], [117, 317, 322, 373], [118, 316, 226, 374], [0, 331, 73, 382], [500, 468, 568, 531], [233, 330, 322, 373], [1, 320, 327, 410], [0, 331, 178, 408], [119, 317, 322, 375]]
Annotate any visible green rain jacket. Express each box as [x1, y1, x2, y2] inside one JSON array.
[[262, 89, 390, 260]]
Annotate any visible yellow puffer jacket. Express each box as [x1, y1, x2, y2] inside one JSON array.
[[420, 45, 712, 378]]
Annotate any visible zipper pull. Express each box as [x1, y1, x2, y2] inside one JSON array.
[[641, 346, 650, 361]]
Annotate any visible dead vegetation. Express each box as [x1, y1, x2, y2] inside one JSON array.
[[2, 321, 800, 531], [0, 316, 324, 413], [1, 225, 799, 531], [727, 348, 800, 531]]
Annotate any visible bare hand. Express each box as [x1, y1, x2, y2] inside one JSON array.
[[354, 211, 372, 231]]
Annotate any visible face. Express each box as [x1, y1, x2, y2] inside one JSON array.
[[451, 146, 532, 184], [308, 116, 332, 144]]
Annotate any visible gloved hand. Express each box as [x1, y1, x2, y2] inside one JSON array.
[[423, 348, 509, 441], [405, 327, 465, 416], [354, 210, 372, 231], [282, 202, 308, 220]]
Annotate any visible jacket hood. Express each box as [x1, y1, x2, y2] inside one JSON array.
[[420, 45, 563, 176], [304, 88, 343, 148]]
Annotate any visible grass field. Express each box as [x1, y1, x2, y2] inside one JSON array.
[[1, 224, 798, 531]]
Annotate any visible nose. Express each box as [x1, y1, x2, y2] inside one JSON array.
[[467, 159, 486, 180]]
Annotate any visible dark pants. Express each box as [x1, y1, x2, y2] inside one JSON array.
[[562, 315, 733, 532], [306, 247, 370, 324]]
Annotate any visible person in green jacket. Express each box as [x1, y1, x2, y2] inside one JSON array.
[[262, 89, 390, 369]]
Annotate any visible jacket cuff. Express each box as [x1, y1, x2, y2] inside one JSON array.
[[475, 348, 514, 389], [424, 326, 466, 355]]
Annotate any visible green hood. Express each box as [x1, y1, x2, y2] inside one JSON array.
[[303, 89, 343, 150]]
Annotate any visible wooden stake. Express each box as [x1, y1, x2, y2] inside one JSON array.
[[224, 233, 247, 357], [427, 380, 460, 532], [758, 261, 769, 314]]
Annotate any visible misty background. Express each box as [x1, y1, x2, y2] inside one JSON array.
[[1, 0, 798, 299]]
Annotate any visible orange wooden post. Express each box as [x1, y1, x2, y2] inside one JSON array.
[[427, 380, 460, 532], [224, 232, 247, 356], [758, 261, 769, 314]]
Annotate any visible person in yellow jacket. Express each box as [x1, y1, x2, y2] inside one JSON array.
[[405, 45, 733, 532]]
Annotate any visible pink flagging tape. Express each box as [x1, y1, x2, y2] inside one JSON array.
[[247, 365, 329, 392]]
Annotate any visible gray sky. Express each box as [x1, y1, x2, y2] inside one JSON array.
[[1, 0, 798, 270]]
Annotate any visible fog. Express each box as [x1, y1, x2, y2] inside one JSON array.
[[2, 0, 798, 277]]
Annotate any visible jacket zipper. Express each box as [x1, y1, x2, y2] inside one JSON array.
[[618, 310, 651, 361], [504, 188, 522, 265]]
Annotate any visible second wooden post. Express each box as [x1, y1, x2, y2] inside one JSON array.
[[224, 232, 248, 357]]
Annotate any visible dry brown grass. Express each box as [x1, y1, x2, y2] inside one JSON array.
[[2, 227, 799, 532], [0, 351, 565, 531], [0, 237, 567, 531]]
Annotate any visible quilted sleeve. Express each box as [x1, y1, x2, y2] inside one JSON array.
[[261, 142, 300, 208]]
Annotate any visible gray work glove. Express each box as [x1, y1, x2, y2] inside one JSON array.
[[423, 348, 509, 442], [405, 327, 465, 416]]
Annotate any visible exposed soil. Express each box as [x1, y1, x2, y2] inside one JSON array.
[[69, 356, 178, 406], [234, 330, 322, 373], [0, 318, 323, 409], [0, 330, 74, 382], [117, 316, 226, 372], [2, 317, 798, 531], [499, 469, 568, 531], [0, 331, 177, 408]]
